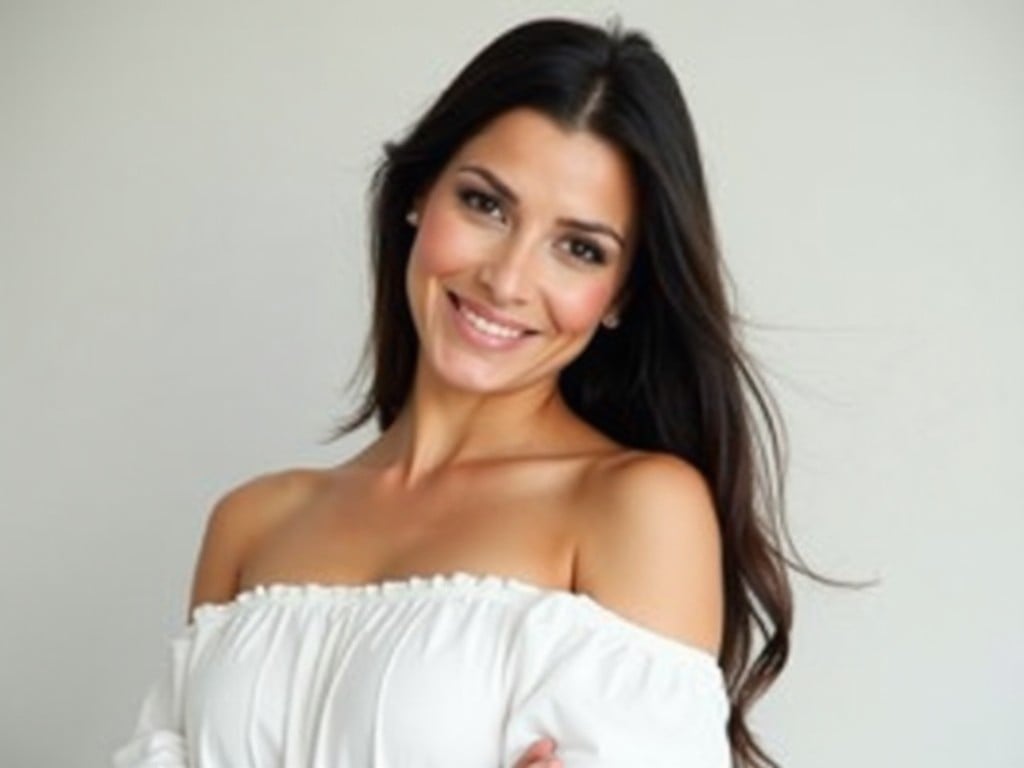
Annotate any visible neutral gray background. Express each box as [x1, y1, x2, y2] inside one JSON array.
[[2, 1, 1021, 766]]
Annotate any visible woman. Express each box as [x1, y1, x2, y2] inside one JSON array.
[[114, 15, 807, 768]]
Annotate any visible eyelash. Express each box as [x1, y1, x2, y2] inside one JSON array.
[[458, 188, 504, 223], [455, 187, 608, 266]]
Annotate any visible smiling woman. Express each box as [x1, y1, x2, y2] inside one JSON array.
[[405, 107, 637, 388], [112, 14, 840, 768]]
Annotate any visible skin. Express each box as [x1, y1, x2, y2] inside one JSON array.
[[514, 736, 561, 768]]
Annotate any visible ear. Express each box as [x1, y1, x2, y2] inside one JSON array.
[[409, 174, 441, 220], [609, 282, 632, 318], [410, 193, 425, 218]]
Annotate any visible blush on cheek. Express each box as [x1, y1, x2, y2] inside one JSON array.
[[413, 207, 481, 275], [551, 285, 618, 333]]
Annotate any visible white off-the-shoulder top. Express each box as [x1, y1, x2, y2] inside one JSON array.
[[112, 571, 731, 767]]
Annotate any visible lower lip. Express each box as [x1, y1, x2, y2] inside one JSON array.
[[446, 291, 534, 351]]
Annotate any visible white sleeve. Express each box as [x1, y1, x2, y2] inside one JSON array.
[[112, 624, 195, 767], [501, 594, 732, 768]]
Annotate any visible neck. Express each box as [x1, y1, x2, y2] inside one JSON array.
[[368, 354, 566, 490]]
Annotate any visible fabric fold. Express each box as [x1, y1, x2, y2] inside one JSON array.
[[500, 591, 732, 768], [112, 624, 197, 767], [111, 572, 732, 767]]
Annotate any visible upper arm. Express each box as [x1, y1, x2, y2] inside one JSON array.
[[186, 469, 317, 622], [573, 452, 725, 657]]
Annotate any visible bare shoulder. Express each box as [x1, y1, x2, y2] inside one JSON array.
[[186, 467, 326, 620], [573, 450, 724, 657]]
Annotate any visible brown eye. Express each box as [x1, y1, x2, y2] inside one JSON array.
[[457, 187, 504, 220], [563, 238, 607, 265]]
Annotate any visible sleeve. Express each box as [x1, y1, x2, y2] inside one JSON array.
[[111, 623, 196, 767], [500, 595, 732, 768]]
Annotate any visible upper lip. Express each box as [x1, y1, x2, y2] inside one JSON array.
[[449, 291, 537, 333]]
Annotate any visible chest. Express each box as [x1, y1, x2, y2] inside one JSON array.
[[237, 464, 582, 593]]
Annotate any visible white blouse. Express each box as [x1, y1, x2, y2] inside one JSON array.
[[112, 571, 732, 767]]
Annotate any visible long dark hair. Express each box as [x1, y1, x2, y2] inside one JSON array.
[[326, 15, 871, 768]]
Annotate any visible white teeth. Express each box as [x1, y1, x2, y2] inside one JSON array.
[[458, 302, 526, 339]]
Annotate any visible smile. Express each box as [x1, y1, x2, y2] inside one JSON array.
[[446, 291, 538, 349]]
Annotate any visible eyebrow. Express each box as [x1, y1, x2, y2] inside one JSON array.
[[456, 164, 627, 251]]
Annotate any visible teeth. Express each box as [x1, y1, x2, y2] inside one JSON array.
[[458, 302, 526, 339]]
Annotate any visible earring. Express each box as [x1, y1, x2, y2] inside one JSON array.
[[601, 313, 620, 329], [405, 209, 419, 226]]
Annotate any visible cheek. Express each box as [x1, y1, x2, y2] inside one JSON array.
[[549, 283, 617, 333], [411, 206, 480, 276]]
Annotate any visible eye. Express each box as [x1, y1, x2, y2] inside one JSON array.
[[457, 187, 504, 221], [561, 237, 607, 266]]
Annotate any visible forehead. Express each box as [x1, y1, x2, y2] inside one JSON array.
[[445, 107, 636, 237]]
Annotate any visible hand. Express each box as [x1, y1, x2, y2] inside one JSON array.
[[513, 736, 562, 768]]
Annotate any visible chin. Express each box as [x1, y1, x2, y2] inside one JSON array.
[[420, 346, 508, 392]]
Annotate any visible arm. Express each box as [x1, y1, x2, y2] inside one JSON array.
[[501, 452, 730, 768], [188, 468, 319, 619], [573, 451, 725, 658]]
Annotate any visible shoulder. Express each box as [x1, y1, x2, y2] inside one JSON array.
[[187, 467, 324, 618], [205, 467, 323, 543], [572, 450, 724, 657]]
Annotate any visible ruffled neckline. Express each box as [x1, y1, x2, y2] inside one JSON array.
[[190, 569, 723, 671]]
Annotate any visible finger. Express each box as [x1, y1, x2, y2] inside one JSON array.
[[532, 737, 557, 753], [513, 737, 557, 768], [526, 737, 556, 756]]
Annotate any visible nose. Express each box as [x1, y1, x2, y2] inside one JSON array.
[[476, 231, 537, 306]]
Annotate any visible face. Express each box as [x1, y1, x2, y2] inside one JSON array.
[[405, 106, 637, 394]]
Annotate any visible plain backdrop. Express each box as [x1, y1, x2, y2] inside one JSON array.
[[2, 1, 1021, 766]]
